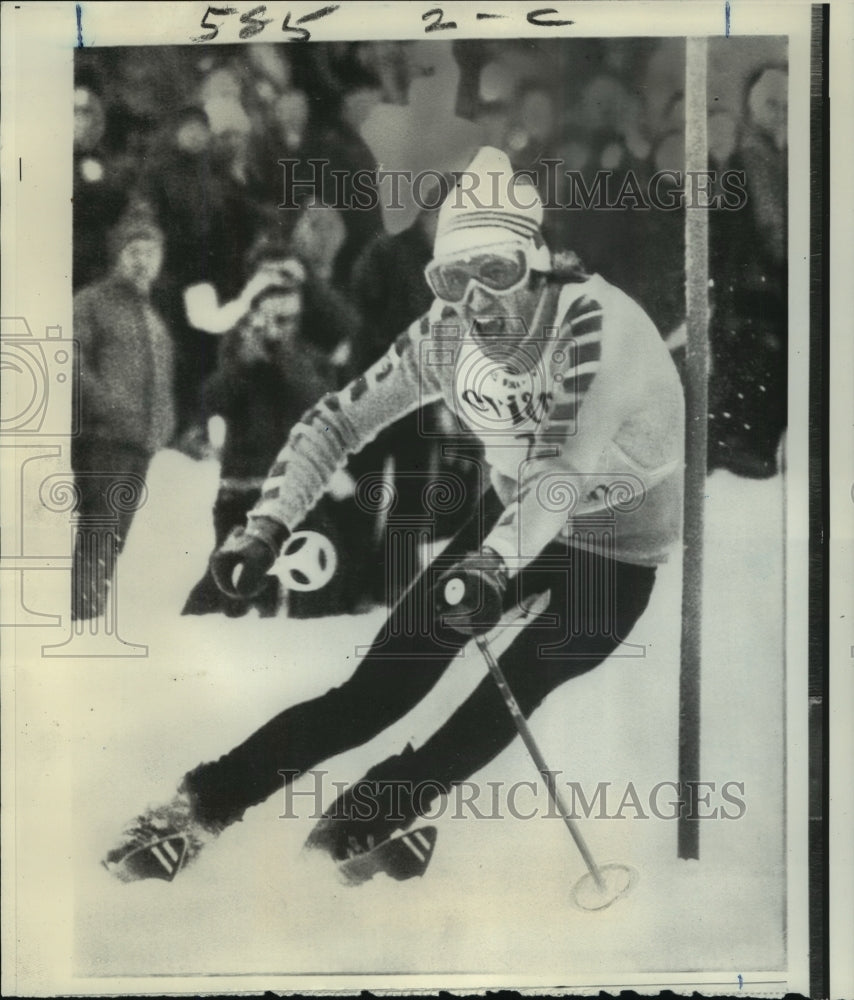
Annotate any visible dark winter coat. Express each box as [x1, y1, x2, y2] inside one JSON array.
[[203, 332, 337, 482], [73, 275, 176, 454], [139, 147, 262, 302], [349, 220, 434, 371]]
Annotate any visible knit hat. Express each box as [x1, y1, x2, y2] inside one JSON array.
[[434, 147, 550, 270]]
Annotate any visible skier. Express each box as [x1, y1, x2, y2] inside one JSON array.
[[104, 147, 685, 884]]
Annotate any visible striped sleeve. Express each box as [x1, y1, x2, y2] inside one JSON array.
[[547, 293, 604, 426], [249, 314, 443, 533]]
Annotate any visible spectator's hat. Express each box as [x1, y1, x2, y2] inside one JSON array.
[[434, 146, 550, 270]]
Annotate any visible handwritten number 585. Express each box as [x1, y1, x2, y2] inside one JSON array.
[[193, 3, 340, 42]]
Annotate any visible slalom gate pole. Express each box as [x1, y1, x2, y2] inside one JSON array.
[[474, 632, 606, 891], [678, 35, 711, 861]]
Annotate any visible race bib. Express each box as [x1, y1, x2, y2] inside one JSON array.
[[452, 344, 552, 436]]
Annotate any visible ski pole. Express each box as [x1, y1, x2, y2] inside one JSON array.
[[474, 630, 607, 893]]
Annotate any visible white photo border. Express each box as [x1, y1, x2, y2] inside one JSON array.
[[1, 1, 843, 995]]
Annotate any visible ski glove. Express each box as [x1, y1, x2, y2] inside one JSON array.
[[210, 516, 288, 599], [435, 547, 509, 637]]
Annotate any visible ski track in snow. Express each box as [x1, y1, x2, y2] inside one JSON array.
[[72, 450, 786, 979]]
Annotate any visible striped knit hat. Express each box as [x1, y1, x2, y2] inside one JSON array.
[[434, 147, 550, 270]]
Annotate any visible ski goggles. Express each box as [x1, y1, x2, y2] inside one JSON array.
[[425, 247, 530, 303]]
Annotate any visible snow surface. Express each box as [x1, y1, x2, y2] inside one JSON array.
[[70, 449, 786, 982]]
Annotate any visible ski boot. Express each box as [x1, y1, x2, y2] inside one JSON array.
[[303, 746, 438, 886], [102, 781, 221, 883], [306, 806, 437, 887]]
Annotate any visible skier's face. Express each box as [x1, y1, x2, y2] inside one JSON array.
[[460, 281, 535, 341], [426, 246, 543, 355]]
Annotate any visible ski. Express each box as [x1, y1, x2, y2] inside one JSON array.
[[337, 826, 438, 886]]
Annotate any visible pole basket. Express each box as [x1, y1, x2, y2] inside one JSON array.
[[571, 862, 639, 912]]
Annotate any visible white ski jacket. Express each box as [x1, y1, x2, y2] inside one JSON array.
[[250, 273, 685, 570]]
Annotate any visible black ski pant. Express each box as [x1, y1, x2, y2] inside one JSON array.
[[185, 489, 656, 836], [70, 439, 151, 621]]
